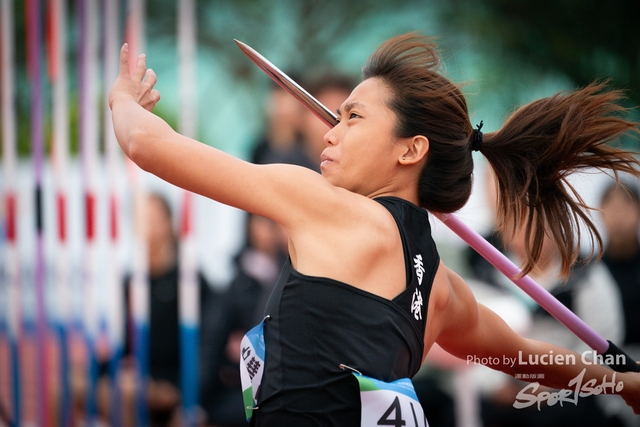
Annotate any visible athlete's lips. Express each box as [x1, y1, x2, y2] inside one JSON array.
[[320, 153, 334, 168]]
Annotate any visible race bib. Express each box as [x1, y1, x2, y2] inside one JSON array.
[[240, 318, 267, 422], [354, 374, 429, 427]]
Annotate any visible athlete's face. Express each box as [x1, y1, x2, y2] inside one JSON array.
[[302, 87, 351, 162], [320, 77, 407, 196]]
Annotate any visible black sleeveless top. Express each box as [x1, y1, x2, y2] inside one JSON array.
[[251, 197, 440, 426]]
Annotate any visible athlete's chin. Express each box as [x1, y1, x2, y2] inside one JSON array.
[[320, 171, 341, 188], [325, 177, 355, 194], [320, 160, 334, 174], [320, 166, 334, 180], [320, 166, 335, 177]]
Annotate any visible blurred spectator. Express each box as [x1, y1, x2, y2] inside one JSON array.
[[201, 214, 287, 427], [600, 181, 640, 348], [299, 73, 356, 171], [115, 193, 216, 427], [250, 79, 312, 168], [599, 181, 640, 427], [479, 220, 624, 427]]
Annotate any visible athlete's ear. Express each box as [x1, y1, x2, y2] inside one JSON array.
[[399, 135, 429, 165]]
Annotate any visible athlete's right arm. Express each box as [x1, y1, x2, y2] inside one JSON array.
[[430, 265, 640, 414], [109, 44, 340, 230]]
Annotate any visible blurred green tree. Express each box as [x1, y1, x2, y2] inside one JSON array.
[[3, 0, 639, 155], [439, 0, 640, 147], [147, 0, 432, 82]]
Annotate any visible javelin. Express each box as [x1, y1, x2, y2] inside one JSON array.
[[234, 39, 639, 373]]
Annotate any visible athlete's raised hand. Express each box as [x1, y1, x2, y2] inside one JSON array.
[[109, 43, 160, 112]]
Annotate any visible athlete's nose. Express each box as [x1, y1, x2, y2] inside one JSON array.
[[324, 128, 337, 147]]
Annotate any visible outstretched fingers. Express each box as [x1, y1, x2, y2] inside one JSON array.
[[118, 43, 146, 81], [144, 68, 157, 89], [111, 43, 160, 111], [139, 68, 160, 111], [133, 53, 147, 81], [119, 43, 130, 77]]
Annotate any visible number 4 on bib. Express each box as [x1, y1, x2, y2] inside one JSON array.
[[354, 374, 429, 427]]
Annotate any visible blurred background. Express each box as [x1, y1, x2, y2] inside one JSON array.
[[3, 0, 639, 287], [6, 0, 640, 158], [1, 0, 639, 426]]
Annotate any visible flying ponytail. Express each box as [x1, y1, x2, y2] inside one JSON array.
[[481, 82, 640, 276], [364, 33, 640, 277]]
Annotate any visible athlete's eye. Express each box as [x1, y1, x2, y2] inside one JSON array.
[[349, 112, 360, 119]]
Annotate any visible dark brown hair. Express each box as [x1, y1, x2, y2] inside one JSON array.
[[363, 33, 640, 276]]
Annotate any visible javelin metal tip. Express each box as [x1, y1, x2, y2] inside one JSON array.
[[233, 39, 248, 54], [234, 40, 338, 128]]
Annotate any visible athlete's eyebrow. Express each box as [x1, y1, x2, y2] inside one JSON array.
[[336, 101, 365, 117]]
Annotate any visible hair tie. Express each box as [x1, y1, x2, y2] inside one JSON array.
[[471, 120, 483, 152]]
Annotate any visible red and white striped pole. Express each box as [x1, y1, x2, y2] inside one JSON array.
[[25, 0, 52, 424], [46, 0, 72, 424], [177, 0, 200, 424], [77, 0, 101, 422], [1, 0, 22, 423], [103, 0, 124, 425], [125, 0, 150, 424]]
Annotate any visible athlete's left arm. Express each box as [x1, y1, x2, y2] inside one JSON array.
[[430, 264, 640, 413]]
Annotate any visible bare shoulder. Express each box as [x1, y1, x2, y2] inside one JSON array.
[[289, 191, 409, 297], [289, 184, 398, 238]]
